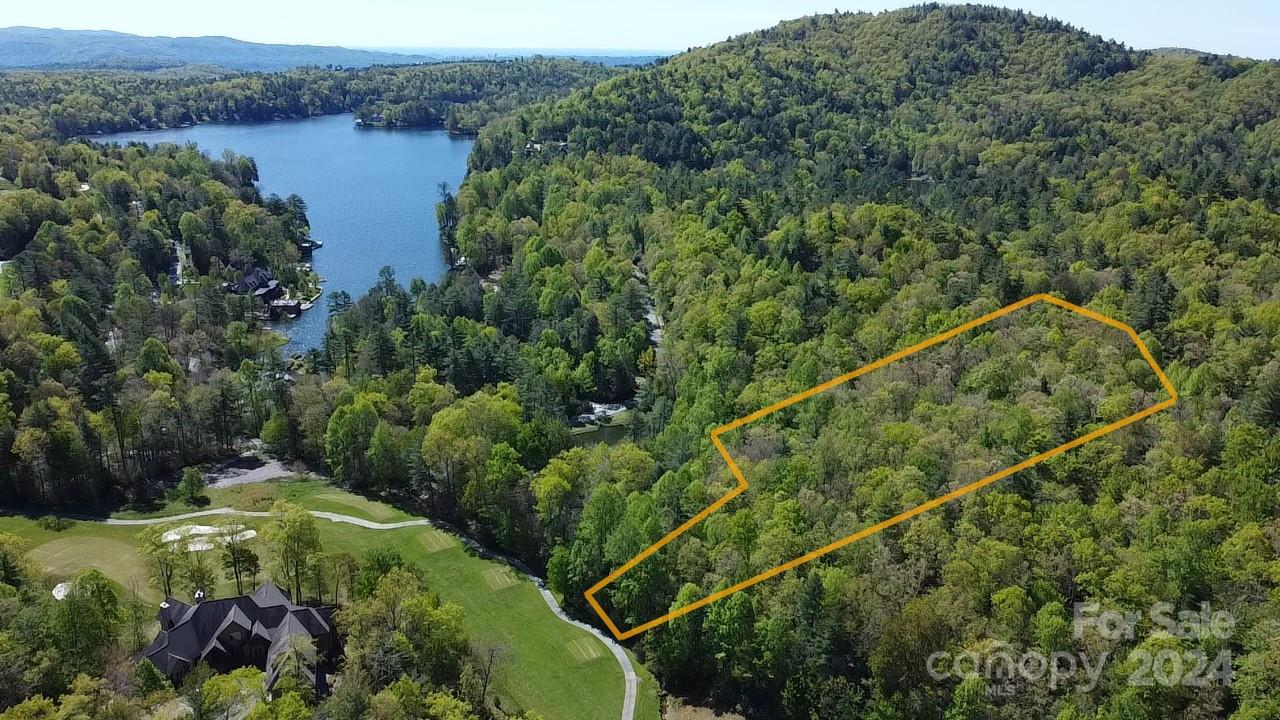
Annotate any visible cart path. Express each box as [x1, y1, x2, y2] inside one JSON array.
[[4, 505, 638, 720]]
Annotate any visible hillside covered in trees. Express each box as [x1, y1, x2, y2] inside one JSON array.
[[0, 57, 619, 137], [393, 5, 1278, 719], [3, 4, 1280, 720]]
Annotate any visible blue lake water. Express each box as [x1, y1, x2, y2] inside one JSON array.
[[102, 114, 473, 352]]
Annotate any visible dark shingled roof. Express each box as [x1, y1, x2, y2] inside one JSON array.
[[236, 266, 276, 294], [265, 612, 319, 690], [141, 581, 336, 694]]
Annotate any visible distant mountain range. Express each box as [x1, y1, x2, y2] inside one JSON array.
[[366, 46, 667, 67], [0, 26, 438, 71], [0, 27, 662, 72]]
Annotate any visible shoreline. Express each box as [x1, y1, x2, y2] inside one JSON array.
[[82, 111, 481, 141]]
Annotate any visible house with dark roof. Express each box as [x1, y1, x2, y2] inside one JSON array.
[[141, 582, 339, 695], [234, 266, 284, 302]]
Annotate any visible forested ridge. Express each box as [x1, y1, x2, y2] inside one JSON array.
[[2, 4, 1280, 720], [440, 5, 1278, 718], [0, 57, 619, 137]]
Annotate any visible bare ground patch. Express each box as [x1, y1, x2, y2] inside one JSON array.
[[664, 699, 746, 720]]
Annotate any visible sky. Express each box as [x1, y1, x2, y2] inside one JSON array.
[[3, 0, 1278, 59]]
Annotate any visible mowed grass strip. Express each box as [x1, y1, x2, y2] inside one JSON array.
[[1, 515, 264, 604], [417, 529, 454, 553], [482, 566, 520, 591], [311, 492, 399, 521], [565, 637, 605, 663], [113, 478, 412, 524]]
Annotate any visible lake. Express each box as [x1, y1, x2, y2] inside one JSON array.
[[101, 114, 474, 351]]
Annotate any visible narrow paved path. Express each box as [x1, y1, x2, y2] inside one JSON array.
[[9, 505, 639, 720], [96, 506, 430, 530], [537, 586, 638, 720]]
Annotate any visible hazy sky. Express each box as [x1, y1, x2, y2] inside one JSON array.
[[5, 0, 1278, 58]]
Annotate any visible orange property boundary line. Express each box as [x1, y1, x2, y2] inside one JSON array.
[[585, 293, 1179, 641]]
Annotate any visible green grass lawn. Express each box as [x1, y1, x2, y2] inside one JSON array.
[[1, 518, 162, 602], [1, 480, 661, 720], [112, 476, 415, 524]]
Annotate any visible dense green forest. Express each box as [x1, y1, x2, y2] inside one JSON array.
[[300, 6, 1280, 719], [0, 135, 301, 501], [4, 4, 1280, 720], [0, 57, 612, 507], [0, 58, 619, 137]]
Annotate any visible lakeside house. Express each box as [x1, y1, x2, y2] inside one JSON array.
[[269, 297, 304, 318], [141, 582, 339, 695], [225, 266, 306, 318], [235, 266, 284, 302]]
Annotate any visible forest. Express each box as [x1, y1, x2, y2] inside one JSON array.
[[0, 54, 617, 506], [0, 57, 618, 137], [3, 4, 1280, 719]]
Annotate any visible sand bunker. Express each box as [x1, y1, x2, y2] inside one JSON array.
[[163, 524, 256, 552]]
